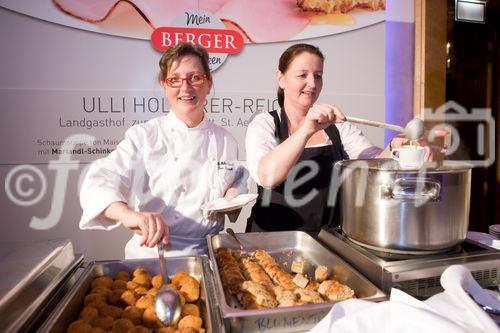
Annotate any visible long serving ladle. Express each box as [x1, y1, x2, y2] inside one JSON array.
[[345, 116, 425, 140], [154, 242, 181, 326]]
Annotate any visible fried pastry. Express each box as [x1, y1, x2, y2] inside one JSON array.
[[318, 279, 355, 301], [240, 258, 274, 289], [294, 288, 325, 304], [272, 286, 298, 307], [315, 265, 328, 282], [292, 273, 309, 289], [216, 248, 245, 294], [253, 250, 297, 290], [241, 281, 278, 308]]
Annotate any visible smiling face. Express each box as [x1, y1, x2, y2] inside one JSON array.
[[163, 54, 212, 127], [277, 52, 324, 113]]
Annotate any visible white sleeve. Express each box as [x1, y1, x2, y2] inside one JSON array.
[[245, 112, 278, 186], [223, 129, 249, 194], [79, 125, 145, 230], [337, 122, 383, 159]]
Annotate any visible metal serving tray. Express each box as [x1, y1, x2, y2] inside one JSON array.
[[37, 256, 220, 333], [0, 239, 83, 333], [207, 231, 386, 333]]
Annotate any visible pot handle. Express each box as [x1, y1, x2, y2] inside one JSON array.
[[381, 178, 441, 201]]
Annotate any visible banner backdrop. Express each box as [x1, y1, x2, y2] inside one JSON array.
[[0, 0, 386, 259]]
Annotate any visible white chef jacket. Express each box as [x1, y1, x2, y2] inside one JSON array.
[[245, 110, 383, 185], [79, 111, 246, 259]]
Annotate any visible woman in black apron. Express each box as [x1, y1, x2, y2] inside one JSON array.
[[245, 43, 446, 235], [244, 43, 358, 235]]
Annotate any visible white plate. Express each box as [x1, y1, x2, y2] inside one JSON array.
[[467, 231, 500, 250], [201, 193, 258, 214]]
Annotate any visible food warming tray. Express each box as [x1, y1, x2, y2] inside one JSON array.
[[0, 239, 83, 333], [38, 256, 221, 333], [207, 231, 386, 333]]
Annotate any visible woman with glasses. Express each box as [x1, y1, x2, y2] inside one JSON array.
[[79, 43, 246, 258]]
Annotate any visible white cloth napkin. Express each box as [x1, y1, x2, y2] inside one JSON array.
[[309, 265, 500, 333]]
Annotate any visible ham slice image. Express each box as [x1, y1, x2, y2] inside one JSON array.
[[53, 0, 228, 26], [53, 0, 310, 43]]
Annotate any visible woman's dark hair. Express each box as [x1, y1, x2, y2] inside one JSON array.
[[277, 43, 324, 109], [158, 42, 212, 83]]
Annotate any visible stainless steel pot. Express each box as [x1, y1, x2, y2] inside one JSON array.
[[334, 159, 472, 253]]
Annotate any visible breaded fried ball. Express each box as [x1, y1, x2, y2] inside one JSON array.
[[91, 276, 113, 289], [90, 315, 114, 330], [171, 272, 190, 288], [142, 307, 163, 328], [115, 271, 130, 281], [176, 328, 200, 333], [79, 306, 99, 322], [89, 328, 106, 333], [84, 293, 106, 306], [127, 281, 140, 290], [127, 325, 152, 333], [151, 274, 164, 289], [146, 288, 158, 297], [112, 279, 128, 290], [66, 319, 92, 333], [85, 299, 106, 312], [110, 318, 135, 333], [90, 287, 111, 298], [122, 305, 144, 325], [178, 292, 186, 306], [179, 279, 200, 302], [134, 286, 148, 297], [108, 288, 126, 306], [100, 304, 123, 319], [132, 273, 151, 289], [135, 294, 154, 309], [156, 327, 176, 333], [132, 267, 148, 278], [121, 290, 138, 306], [181, 304, 200, 317], [177, 315, 202, 330]]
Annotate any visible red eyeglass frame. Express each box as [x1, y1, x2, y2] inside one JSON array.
[[164, 74, 207, 87]]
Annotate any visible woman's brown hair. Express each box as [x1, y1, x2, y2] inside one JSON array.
[[158, 42, 212, 83]]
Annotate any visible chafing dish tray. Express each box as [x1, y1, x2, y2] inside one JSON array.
[[38, 256, 220, 332], [207, 231, 386, 333], [0, 239, 83, 333]]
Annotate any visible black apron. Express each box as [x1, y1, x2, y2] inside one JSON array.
[[246, 109, 348, 235]]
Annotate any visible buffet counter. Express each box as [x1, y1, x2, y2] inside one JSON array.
[[0, 233, 385, 333]]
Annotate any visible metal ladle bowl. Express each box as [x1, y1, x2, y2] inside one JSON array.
[[154, 243, 181, 326], [345, 116, 425, 140]]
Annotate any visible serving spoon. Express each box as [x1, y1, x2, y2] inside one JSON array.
[[345, 116, 425, 140], [154, 242, 181, 325], [226, 227, 244, 251]]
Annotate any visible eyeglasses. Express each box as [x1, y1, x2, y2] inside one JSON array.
[[164, 73, 207, 88]]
